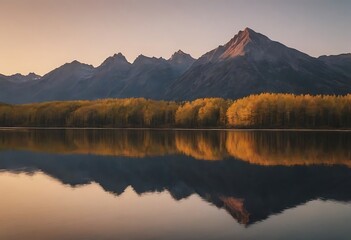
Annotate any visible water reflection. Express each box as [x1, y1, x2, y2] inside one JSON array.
[[0, 129, 351, 226], [1, 129, 351, 166]]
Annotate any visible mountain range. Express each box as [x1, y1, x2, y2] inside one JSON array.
[[1, 27, 351, 104]]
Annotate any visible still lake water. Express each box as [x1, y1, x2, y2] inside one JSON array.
[[0, 129, 351, 240]]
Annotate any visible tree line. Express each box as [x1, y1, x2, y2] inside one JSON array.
[[0, 93, 351, 128], [227, 93, 351, 128]]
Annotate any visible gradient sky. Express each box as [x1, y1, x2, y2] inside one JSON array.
[[0, 0, 350, 75]]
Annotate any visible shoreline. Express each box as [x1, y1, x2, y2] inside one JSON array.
[[1, 127, 351, 132]]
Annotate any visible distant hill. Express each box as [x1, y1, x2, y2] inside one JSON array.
[[0, 27, 351, 104]]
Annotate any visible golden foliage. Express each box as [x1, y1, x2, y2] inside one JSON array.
[[225, 131, 351, 167], [175, 98, 231, 127], [227, 93, 351, 128], [175, 131, 227, 160], [1, 94, 351, 129], [1, 129, 350, 167]]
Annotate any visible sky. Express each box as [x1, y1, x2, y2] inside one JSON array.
[[0, 0, 350, 76]]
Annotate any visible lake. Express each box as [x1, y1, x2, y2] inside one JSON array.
[[0, 129, 351, 240]]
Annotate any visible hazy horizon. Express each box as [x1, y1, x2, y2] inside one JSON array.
[[1, 0, 350, 75]]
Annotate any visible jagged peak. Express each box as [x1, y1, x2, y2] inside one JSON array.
[[176, 49, 186, 54], [6, 72, 41, 82], [112, 52, 128, 61], [169, 50, 195, 61], [194, 27, 281, 65], [226, 27, 269, 46], [63, 60, 93, 69], [237, 27, 265, 39], [99, 52, 130, 68], [216, 27, 272, 60], [172, 50, 188, 57], [45, 60, 94, 77], [243, 27, 255, 34], [26, 72, 41, 78], [70, 60, 83, 65], [135, 54, 149, 60], [133, 54, 166, 65]]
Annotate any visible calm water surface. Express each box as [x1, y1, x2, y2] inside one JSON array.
[[0, 129, 351, 239]]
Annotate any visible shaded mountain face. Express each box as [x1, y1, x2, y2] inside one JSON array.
[[31, 61, 95, 102], [166, 28, 351, 100], [106, 55, 177, 99], [168, 50, 196, 73], [0, 27, 351, 103], [76, 53, 194, 100], [5, 72, 41, 83], [0, 51, 195, 103], [0, 72, 41, 103], [73, 53, 133, 100], [318, 54, 351, 78]]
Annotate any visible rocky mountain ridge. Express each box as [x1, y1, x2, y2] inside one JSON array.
[[1, 27, 350, 103]]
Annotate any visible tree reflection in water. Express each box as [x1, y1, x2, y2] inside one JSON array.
[[0, 129, 351, 225]]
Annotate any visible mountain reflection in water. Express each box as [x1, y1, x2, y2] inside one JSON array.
[[0, 129, 351, 226]]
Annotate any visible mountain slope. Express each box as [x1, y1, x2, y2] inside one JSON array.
[[106, 55, 178, 99], [318, 53, 351, 78], [5, 73, 41, 83], [75, 53, 132, 99], [168, 50, 196, 73], [77, 52, 194, 100], [166, 28, 351, 100], [0, 73, 41, 103], [0, 51, 195, 103], [0, 28, 350, 103], [29, 61, 95, 102]]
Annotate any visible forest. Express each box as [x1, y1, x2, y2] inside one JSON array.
[[0, 93, 351, 129], [227, 93, 351, 128]]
